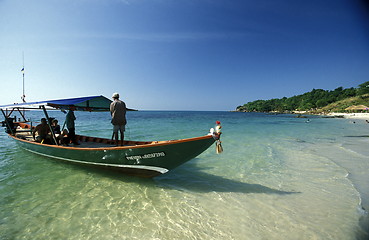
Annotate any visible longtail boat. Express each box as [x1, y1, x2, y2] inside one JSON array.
[[1, 96, 222, 177]]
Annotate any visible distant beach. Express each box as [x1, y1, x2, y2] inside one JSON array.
[[326, 112, 369, 120]]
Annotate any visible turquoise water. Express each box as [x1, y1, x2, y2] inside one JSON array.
[[1, 111, 368, 239]]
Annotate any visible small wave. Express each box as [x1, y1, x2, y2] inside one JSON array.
[[339, 145, 368, 159]]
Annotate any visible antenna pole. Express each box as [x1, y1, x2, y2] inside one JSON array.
[[21, 52, 26, 103]]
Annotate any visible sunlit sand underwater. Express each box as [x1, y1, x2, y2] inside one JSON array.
[[0, 111, 368, 239]]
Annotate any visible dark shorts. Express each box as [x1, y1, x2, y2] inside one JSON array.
[[113, 125, 125, 133], [36, 135, 50, 144]]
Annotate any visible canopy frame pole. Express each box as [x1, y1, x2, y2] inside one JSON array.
[[16, 107, 28, 122], [3, 108, 15, 118], [41, 105, 59, 145], [61, 120, 66, 131], [1, 109, 15, 135]]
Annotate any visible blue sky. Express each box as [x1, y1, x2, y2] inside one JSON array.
[[1, 0, 368, 110]]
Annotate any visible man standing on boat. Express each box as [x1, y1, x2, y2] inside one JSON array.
[[110, 92, 127, 146], [66, 107, 79, 145]]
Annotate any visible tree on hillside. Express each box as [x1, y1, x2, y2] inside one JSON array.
[[236, 81, 367, 112], [357, 81, 369, 95]]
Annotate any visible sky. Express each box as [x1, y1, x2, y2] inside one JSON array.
[[1, 0, 369, 111]]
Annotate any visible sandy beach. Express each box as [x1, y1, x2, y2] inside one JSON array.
[[326, 112, 369, 120]]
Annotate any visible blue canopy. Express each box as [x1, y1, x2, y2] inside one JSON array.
[[0, 95, 113, 112]]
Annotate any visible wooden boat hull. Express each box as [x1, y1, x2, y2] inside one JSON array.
[[10, 133, 217, 178]]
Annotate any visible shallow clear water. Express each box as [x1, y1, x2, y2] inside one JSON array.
[[0, 111, 368, 239]]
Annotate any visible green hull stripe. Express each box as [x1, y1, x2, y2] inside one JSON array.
[[22, 147, 169, 174]]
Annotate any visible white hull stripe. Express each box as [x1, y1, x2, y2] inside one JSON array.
[[22, 147, 169, 174]]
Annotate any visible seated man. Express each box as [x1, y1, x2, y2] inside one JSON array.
[[52, 119, 61, 135], [33, 118, 51, 143], [60, 129, 70, 146]]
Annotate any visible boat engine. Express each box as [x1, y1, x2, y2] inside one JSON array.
[[2, 117, 16, 134]]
